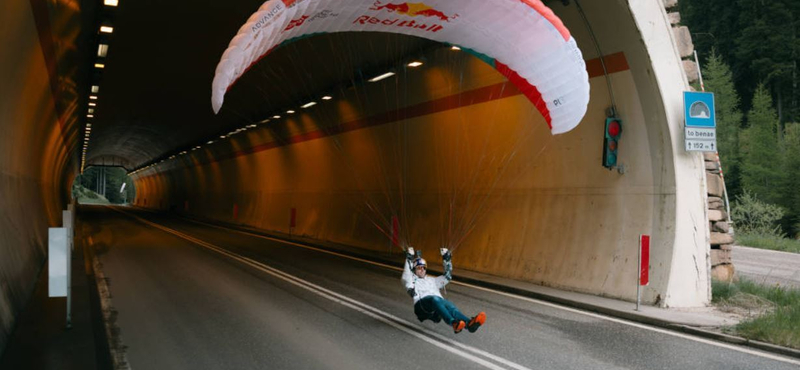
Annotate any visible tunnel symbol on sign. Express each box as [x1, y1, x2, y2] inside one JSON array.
[[689, 102, 710, 119]]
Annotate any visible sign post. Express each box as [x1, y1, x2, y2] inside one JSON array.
[[637, 234, 650, 311], [683, 91, 717, 152]]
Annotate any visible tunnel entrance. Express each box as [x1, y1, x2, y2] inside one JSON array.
[[73, 166, 136, 205]]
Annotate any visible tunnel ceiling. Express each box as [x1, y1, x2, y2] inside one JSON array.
[[86, 0, 437, 170]]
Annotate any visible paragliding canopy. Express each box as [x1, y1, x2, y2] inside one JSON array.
[[212, 0, 590, 134]]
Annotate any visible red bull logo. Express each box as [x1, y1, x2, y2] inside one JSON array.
[[284, 15, 309, 31], [369, 1, 458, 22]]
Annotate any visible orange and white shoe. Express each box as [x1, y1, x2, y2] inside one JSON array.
[[467, 312, 486, 333], [453, 320, 466, 334]]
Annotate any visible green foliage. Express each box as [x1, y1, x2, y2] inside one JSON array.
[[711, 279, 738, 303], [736, 232, 800, 254], [731, 190, 785, 235], [779, 123, 800, 236], [713, 278, 800, 349], [681, 0, 800, 122], [704, 51, 743, 197], [74, 167, 135, 204], [740, 84, 782, 204]]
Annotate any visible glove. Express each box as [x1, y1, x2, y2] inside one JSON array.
[[440, 248, 451, 261], [405, 247, 416, 261]]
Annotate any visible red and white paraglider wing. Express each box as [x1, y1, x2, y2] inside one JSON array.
[[211, 0, 589, 135]]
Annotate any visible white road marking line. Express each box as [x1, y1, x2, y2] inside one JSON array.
[[173, 213, 800, 366], [113, 208, 532, 370]]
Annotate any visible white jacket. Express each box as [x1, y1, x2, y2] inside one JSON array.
[[401, 258, 453, 304]]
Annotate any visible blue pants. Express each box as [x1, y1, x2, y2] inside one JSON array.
[[414, 296, 470, 325]]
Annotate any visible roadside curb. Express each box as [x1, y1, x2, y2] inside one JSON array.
[[676, 325, 800, 359], [85, 236, 132, 370], [135, 207, 800, 361]]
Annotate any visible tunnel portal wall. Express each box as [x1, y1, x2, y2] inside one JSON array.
[[134, 0, 709, 307]]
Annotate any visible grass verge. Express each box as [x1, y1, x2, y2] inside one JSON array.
[[736, 232, 800, 253], [74, 184, 110, 205], [713, 278, 800, 349]]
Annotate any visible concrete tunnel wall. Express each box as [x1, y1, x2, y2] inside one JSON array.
[[132, 1, 710, 307], [0, 0, 80, 355]]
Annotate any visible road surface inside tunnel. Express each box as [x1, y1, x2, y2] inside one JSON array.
[[79, 206, 798, 370]]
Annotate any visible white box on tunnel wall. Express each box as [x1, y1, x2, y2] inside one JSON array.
[[48, 228, 69, 297]]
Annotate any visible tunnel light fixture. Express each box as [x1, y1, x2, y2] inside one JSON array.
[[451, 45, 461, 51], [321, 96, 333, 101], [258, 119, 270, 124], [368, 72, 395, 82], [104, 0, 119, 6], [97, 44, 109, 57], [407, 61, 423, 68], [86, 123, 92, 127], [100, 26, 114, 34], [247, 124, 257, 128], [273, 115, 281, 119], [207, 140, 214, 144], [286, 110, 296, 114], [88, 108, 94, 114], [89, 95, 98, 100], [88, 102, 96, 106], [86, 127, 91, 131], [301, 102, 317, 109], [87, 114, 94, 118], [220, 135, 226, 139], [94, 63, 105, 69], [91, 85, 100, 93]]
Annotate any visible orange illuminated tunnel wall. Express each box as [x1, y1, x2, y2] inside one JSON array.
[[132, 43, 661, 304], [0, 0, 83, 354]]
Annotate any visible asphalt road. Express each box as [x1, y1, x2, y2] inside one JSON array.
[[80, 206, 799, 370], [732, 245, 800, 289]]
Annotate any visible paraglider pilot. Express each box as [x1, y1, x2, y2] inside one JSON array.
[[402, 247, 486, 333]]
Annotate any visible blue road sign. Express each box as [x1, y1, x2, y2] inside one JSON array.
[[684, 91, 716, 128]]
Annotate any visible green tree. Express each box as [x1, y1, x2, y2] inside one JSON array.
[[75, 166, 135, 204], [681, 0, 800, 123], [779, 123, 800, 235], [704, 51, 743, 197], [735, 0, 796, 124], [740, 84, 782, 204]]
